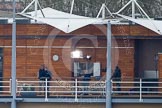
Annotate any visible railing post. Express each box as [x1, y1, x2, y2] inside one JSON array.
[[139, 78, 143, 102], [111, 80, 112, 95], [75, 78, 78, 102], [16, 79, 17, 95], [45, 78, 48, 102], [10, 79, 12, 94]]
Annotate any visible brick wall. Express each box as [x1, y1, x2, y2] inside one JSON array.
[[0, 24, 159, 37], [3, 38, 72, 79], [0, 24, 150, 79], [2, 37, 135, 79]]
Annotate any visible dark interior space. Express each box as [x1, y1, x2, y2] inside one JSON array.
[[135, 39, 162, 78]]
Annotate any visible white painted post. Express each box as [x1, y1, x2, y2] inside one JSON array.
[[45, 78, 48, 101], [75, 78, 78, 102], [16, 79, 17, 94], [139, 78, 143, 102], [9, 79, 12, 94]]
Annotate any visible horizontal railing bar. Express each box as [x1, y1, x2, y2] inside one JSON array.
[[112, 81, 140, 83], [0, 91, 11, 93], [0, 81, 10, 83], [0, 86, 10, 88], [112, 86, 140, 88], [112, 82, 162, 84], [17, 86, 105, 88], [141, 87, 162, 88], [17, 81, 76, 83]]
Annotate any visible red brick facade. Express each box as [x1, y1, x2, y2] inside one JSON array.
[[0, 24, 160, 79]]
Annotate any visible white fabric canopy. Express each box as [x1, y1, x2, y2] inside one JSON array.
[[18, 7, 104, 33], [117, 14, 162, 35]]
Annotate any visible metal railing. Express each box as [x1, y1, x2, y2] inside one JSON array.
[[16, 78, 106, 101], [0, 77, 162, 101], [0, 78, 11, 95], [111, 78, 161, 101]]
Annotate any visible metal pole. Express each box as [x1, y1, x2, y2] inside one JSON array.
[[21, 0, 35, 14], [11, 0, 16, 107], [132, 0, 135, 18], [116, 0, 132, 14], [35, 0, 38, 17], [102, 4, 105, 19], [96, 5, 103, 18], [106, 21, 112, 108], [34, 0, 38, 22], [70, 0, 75, 14]]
